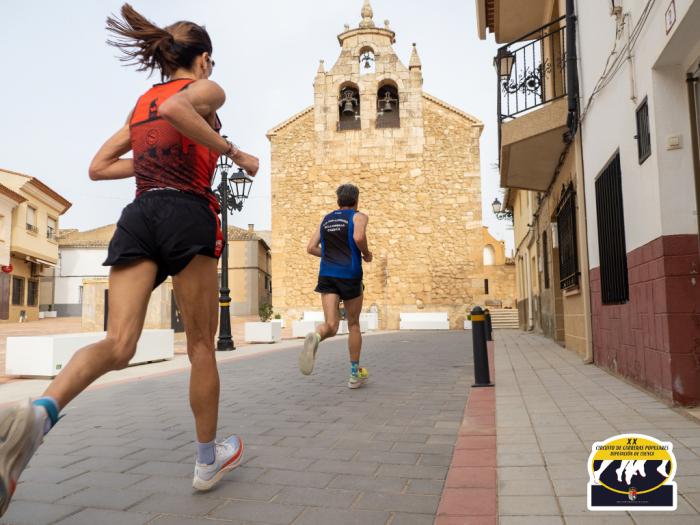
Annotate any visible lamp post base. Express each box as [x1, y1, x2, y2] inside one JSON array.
[[216, 338, 235, 351]]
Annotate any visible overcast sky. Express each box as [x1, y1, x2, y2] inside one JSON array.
[[0, 0, 513, 251]]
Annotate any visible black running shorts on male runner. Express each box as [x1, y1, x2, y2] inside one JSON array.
[[104, 189, 222, 288], [315, 276, 364, 301]]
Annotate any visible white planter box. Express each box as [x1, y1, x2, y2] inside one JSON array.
[[360, 312, 379, 330], [244, 322, 281, 343], [271, 318, 285, 329], [292, 320, 324, 338], [464, 320, 472, 330], [5, 329, 174, 377], [39, 311, 58, 319], [399, 312, 450, 330]]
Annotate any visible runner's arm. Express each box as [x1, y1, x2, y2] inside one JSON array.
[[353, 213, 372, 262], [89, 112, 134, 181], [307, 224, 322, 258], [158, 79, 259, 177]]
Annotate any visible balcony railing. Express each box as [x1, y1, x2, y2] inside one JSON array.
[[26, 223, 38, 234], [496, 16, 567, 122]]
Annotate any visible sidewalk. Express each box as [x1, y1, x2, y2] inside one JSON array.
[[494, 330, 700, 524]]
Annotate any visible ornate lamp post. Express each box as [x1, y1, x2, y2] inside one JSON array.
[[491, 197, 513, 221], [213, 139, 254, 351]]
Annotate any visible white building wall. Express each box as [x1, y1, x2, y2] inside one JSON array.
[[54, 247, 108, 309], [577, 0, 699, 268]]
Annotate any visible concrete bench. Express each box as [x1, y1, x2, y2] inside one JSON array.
[[303, 311, 325, 322], [336, 319, 370, 335], [399, 312, 450, 330], [360, 312, 379, 330], [292, 320, 324, 338], [5, 329, 174, 378]]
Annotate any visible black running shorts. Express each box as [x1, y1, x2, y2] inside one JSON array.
[[315, 276, 364, 301], [104, 189, 222, 288]]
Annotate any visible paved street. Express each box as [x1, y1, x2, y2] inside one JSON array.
[[2, 331, 473, 525]]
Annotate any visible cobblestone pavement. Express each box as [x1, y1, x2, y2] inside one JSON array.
[[496, 330, 700, 525], [2, 331, 473, 525]]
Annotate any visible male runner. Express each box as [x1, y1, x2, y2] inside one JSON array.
[[299, 184, 372, 388]]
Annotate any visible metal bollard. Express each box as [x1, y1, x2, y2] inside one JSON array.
[[470, 306, 494, 387], [484, 308, 493, 342]]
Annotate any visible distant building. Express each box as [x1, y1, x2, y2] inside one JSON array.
[[0, 168, 71, 322]]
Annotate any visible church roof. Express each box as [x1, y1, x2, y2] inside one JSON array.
[[266, 106, 314, 139], [422, 93, 484, 128]]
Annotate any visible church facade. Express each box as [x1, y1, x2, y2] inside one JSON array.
[[268, 2, 492, 329]]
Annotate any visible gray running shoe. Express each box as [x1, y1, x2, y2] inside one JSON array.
[[0, 399, 45, 517], [299, 332, 321, 375]]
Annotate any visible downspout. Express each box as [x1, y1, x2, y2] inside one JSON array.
[[565, 0, 579, 141], [567, 0, 594, 363], [687, 71, 700, 250]]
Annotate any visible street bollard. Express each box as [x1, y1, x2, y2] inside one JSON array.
[[484, 308, 493, 342], [470, 306, 494, 387]]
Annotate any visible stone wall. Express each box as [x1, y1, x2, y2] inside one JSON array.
[[270, 98, 485, 329]]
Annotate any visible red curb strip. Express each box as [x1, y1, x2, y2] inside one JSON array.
[[435, 342, 497, 525]]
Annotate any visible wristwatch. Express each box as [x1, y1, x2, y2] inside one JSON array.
[[224, 140, 240, 158]]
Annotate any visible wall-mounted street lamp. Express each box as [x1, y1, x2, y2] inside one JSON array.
[[494, 48, 515, 79], [491, 197, 513, 221], [213, 137, 254, 351]]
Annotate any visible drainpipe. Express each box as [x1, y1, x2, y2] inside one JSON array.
[[687, 72, 700, 249], [565, 0, 580, 140]]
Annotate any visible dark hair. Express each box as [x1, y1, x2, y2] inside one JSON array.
[[106, 3, 213, 80], [336, 184, 359, 207]]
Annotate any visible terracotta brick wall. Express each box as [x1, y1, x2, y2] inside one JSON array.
[[591, 234, 700, 405]]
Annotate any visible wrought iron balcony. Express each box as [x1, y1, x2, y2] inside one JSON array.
[[494, 16, 572, 192], [496, 16, 567, 122]]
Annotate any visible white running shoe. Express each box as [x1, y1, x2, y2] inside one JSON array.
[[0, 399, 46, 517], [192, 435, 244, 491], [299, 332, 320, 375]]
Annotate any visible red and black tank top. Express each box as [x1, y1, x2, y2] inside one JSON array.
[[130, 78, 221, 212]]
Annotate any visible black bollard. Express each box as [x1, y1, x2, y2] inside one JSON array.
[[470, 306, 494, 387], [484, 308, 493, 342]]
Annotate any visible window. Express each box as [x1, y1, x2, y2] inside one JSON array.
[[484, 279, 489, 294], [47, 217, 57, 240], [595, 153, 629, 304], [11, 276, 24, 306], [636, 97, 651, 164], [27, 279, 39, 307], [376, 83, 400, 128], [556, 183, 579, 289], [542, 231, 550, 289], [338, 85, 361, 131], [26, 206, 38, 233]]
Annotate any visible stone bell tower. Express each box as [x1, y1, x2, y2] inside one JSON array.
[[268, 1, 486, 329]]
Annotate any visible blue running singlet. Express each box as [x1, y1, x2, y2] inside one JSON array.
[[319, 209, 363, 279]]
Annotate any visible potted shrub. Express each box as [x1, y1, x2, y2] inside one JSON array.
[[244, 303, 281, 343]]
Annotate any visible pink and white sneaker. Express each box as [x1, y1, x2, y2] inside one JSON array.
[[192, 435, 244, 491]]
